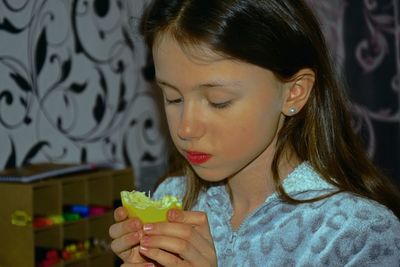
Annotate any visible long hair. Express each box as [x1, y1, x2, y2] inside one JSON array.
[[140, 0, 400, 217]]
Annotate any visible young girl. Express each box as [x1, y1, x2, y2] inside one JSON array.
[[109, 0, 400, 266]]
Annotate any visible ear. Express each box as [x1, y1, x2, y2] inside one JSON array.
[[282, 68, 315, 116]]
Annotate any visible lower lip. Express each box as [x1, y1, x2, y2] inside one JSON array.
[[186, 152, 212, 164]]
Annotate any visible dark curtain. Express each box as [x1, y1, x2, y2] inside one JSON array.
[[343, 1, 400, 186], [308, 0, 400, 187]]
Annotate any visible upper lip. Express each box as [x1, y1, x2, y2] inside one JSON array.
[[186, 150, 210, 155]]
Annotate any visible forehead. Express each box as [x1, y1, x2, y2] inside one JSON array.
[[152, 32, 282, 96], [152, 34, 244, 84], [152, 32, 228, 64]]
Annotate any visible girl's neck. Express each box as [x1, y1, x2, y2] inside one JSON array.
[[227, 154, 299, 230]]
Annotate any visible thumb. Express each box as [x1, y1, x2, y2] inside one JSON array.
[[167, 208, 184, 222], [168, 209, 209, 226], [168, 210, 213, 243]]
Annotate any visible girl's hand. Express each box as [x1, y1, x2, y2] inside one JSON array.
[[109, 206, 149, 265], [138, 209, 217, 267]]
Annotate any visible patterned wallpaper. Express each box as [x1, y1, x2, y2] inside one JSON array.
[[0, 0, 399, 188], [0, 0, 168, 189]]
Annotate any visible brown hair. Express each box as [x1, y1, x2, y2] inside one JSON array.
[[141, 0, 400, 217]]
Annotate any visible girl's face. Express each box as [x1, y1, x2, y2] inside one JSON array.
[[153, 34, 289, 182]]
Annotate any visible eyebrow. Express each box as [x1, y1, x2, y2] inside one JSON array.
[[156, 79, 243, 91], [156, 79, 179, 90]]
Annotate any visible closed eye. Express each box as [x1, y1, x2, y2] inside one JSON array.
[[209, 101, 232, 109], [165, 98, 182, 105]]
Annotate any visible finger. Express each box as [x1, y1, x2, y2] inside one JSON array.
[[143, 222, 206, 244], [167, 210, 212, 242], [143, 221, 212, 252], [109, 218, 142, 239], [121, 262, 157, 267], [167, 210, 207, 226], [121, 265, 156, 267], [168, 210, 210, 236], [121, 262, 159, 267], [110, 230, 142, 256], [114, 206, 128, 221], [139, 245, 185, 267], [119, 245, 148, 264], [141, 227, 214, 264]]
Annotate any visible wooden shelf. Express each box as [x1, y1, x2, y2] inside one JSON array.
[[0, 166, 134, 267]]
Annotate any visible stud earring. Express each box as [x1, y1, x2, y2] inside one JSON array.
[[289, 107, 297, 114]]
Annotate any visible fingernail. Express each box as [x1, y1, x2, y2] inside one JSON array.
[[144, 262, 155, 267], [140, 245, 149, 252], [168, 209, 178, 220], [141, 236, 151, 246], [143, 224, 153, 232]]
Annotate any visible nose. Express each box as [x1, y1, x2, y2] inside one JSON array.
[[177, 102, 205, 141]]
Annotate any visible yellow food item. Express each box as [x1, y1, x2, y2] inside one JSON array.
[[120, 190, 182, 223]]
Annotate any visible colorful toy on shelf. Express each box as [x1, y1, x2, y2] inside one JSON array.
[[33, 217, 53, 228], [35, 248, 60, 267], [48, 215, 64, 224], [63, 204, 89, 218], [62, 240, 91, 261], [91, 237, 110, 251], [33, 214, 64, 228], [11, 210, 32, 227], [63, 212, 81, 222], [89, 205, 110, 216]]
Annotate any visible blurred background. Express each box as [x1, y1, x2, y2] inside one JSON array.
[[0, 0, 399, 191]]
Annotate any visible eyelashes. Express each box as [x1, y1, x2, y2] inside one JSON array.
[[164, 98, 233, 110], [164, 98, 182, 105], [209, 101, 232, 109]]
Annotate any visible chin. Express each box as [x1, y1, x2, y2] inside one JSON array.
[[191, 166, 230, 183]]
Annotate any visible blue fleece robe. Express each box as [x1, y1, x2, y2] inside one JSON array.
[[153, 162, 400, 266]]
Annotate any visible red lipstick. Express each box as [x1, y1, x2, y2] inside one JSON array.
[[186, 151, 211, 164]]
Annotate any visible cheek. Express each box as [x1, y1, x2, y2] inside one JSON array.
[[222, 127, 250, 155], [165, 110, 179, 136], [217, 116, 258, 149], [220, 109, 281, 153]]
